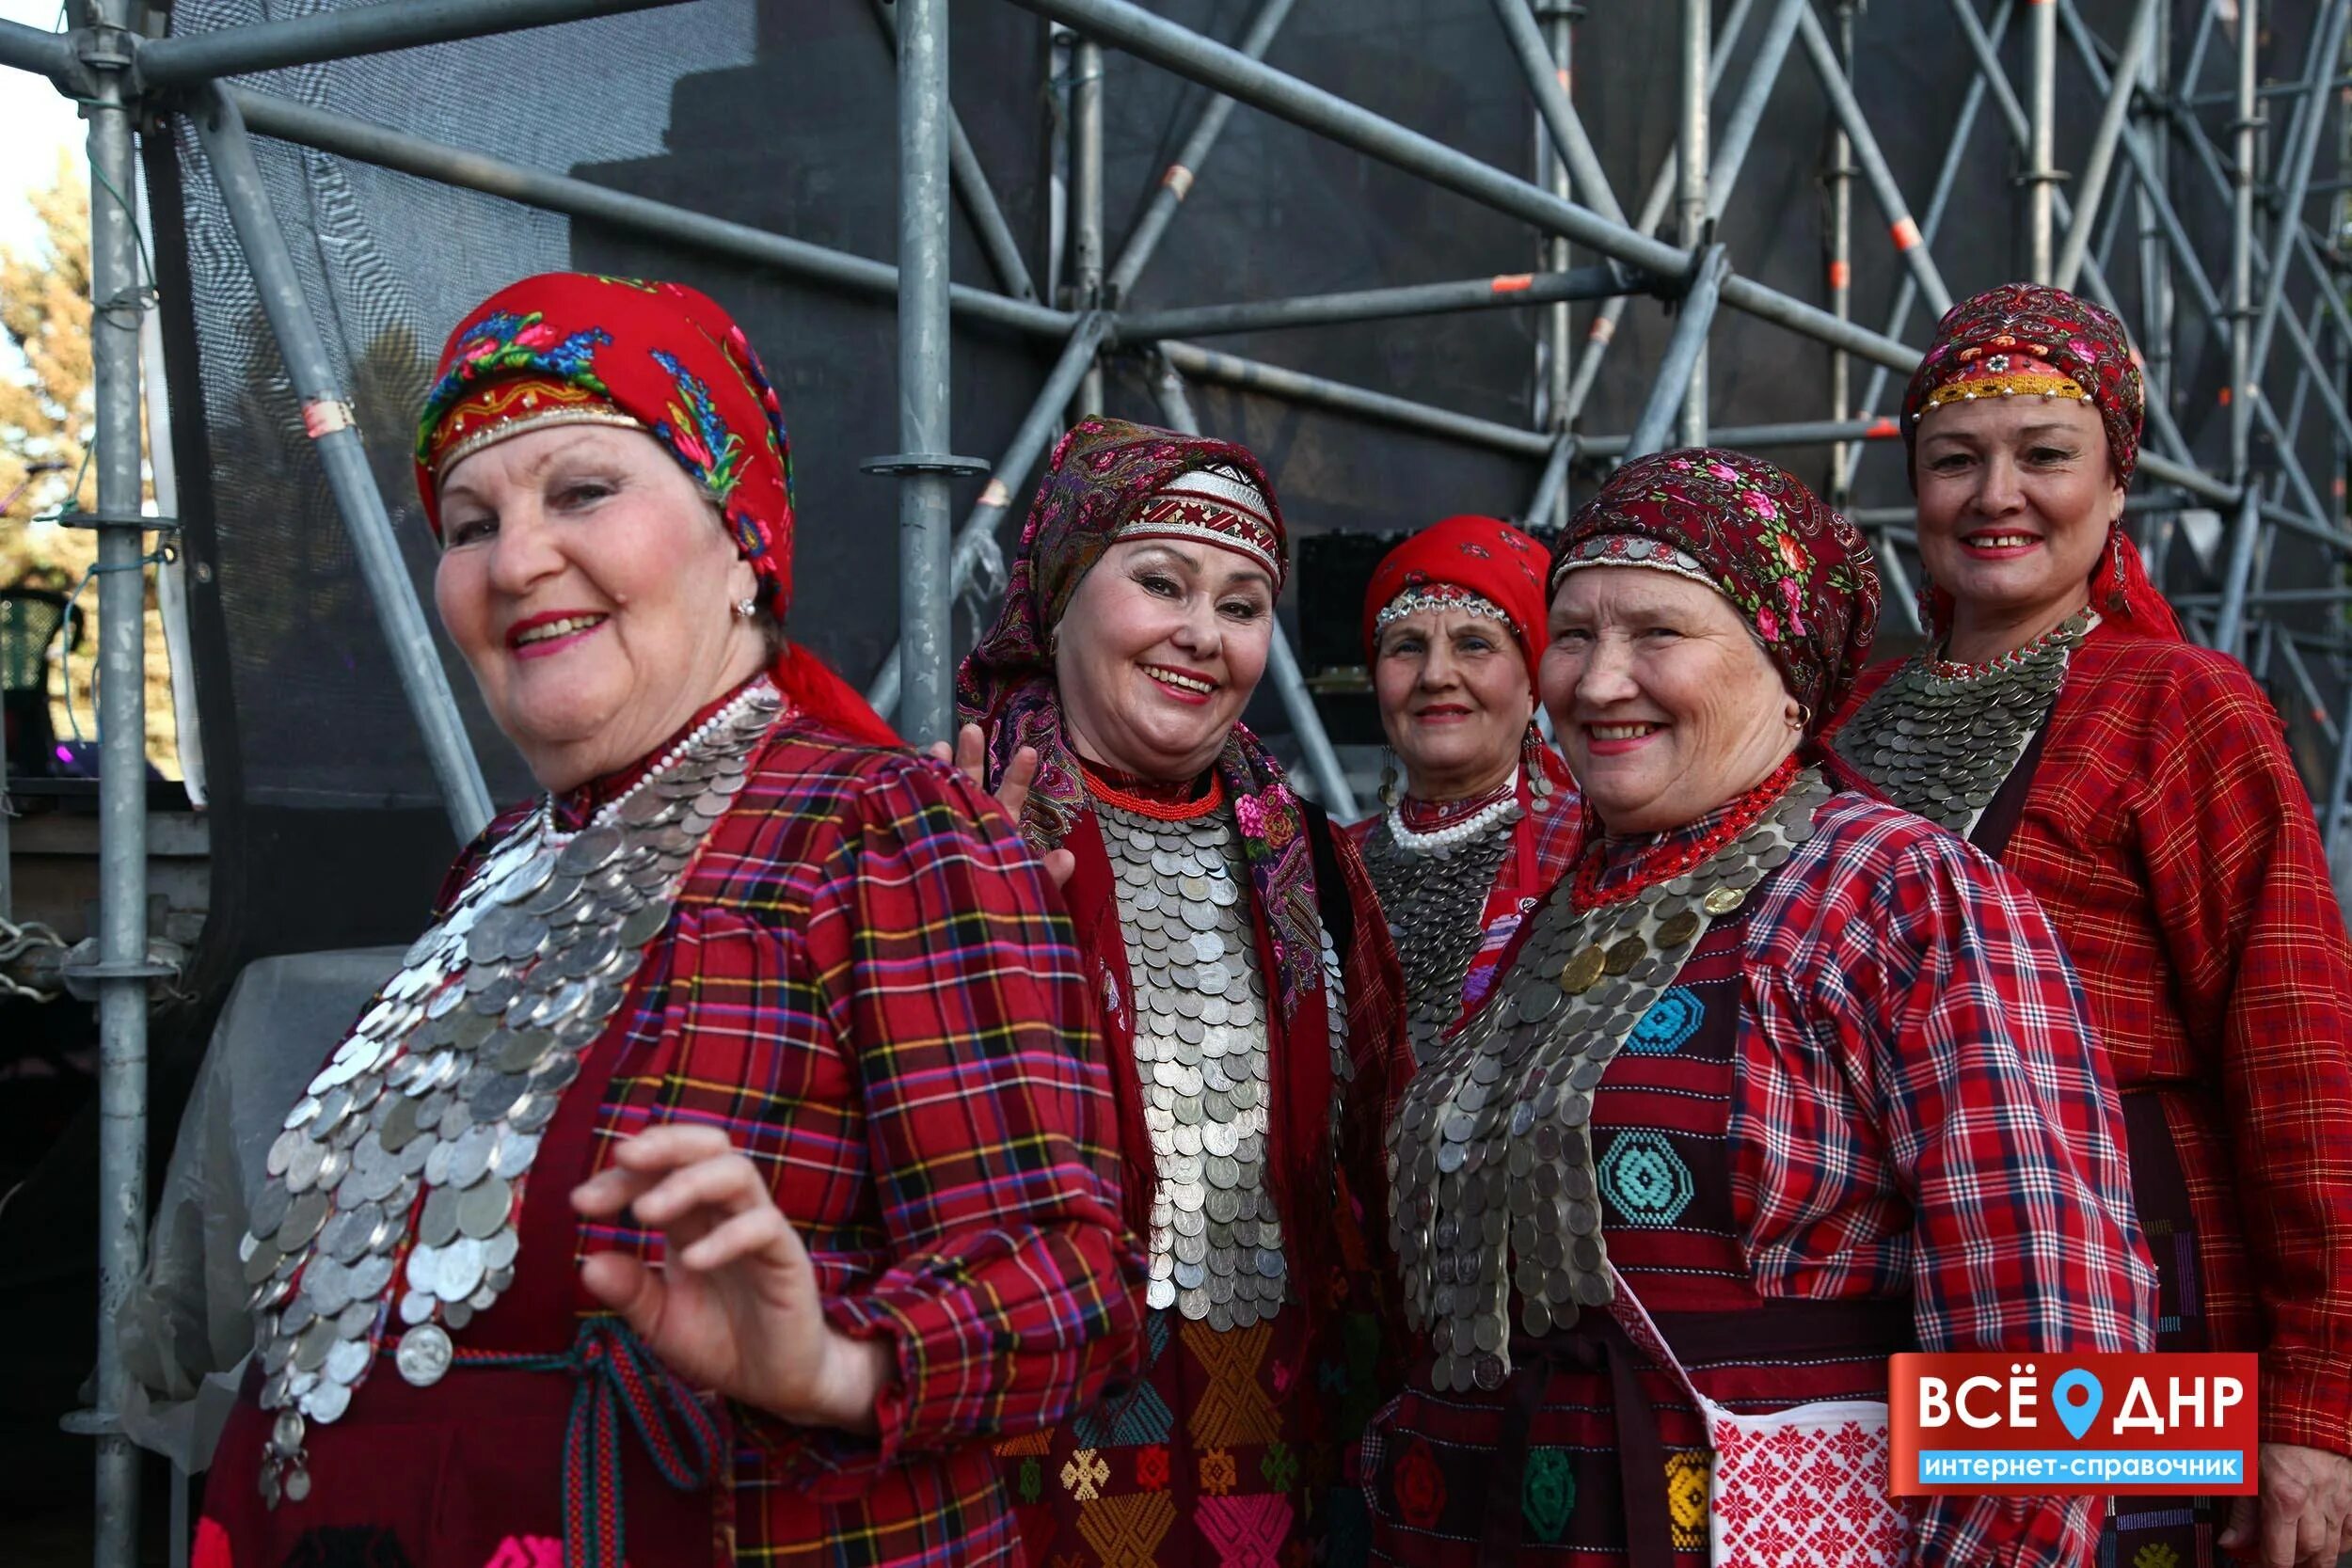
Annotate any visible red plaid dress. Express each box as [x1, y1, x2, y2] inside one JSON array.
[[199, 706, 1146, 1568], [1837, 622, 2352, 1455]]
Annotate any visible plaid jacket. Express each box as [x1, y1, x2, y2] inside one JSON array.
[[1847, 624, 2352, 1454], [468, 713, 1147, 1565]]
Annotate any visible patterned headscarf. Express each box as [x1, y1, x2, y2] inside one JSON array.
[[1902, 282, 2181, 641], [416, 272, 897, 746], [1550, 448, 1881, 730], [1361, 514, 1551, 678], [956, 416, 1326, 1021], [1904, 282, 2143, 484]]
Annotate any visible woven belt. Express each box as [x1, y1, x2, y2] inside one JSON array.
[[1477, 1320, 1675, 1568], [452, 1315, 719, 1568]]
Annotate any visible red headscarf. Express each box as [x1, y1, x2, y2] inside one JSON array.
[[415, 272, 898, 747], [1359, 514, 1551, 677], [1903, 282, 2182, 641]]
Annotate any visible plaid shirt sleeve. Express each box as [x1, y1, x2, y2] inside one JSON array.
[[2134, 652, 2352, 1449], [735, 752, 1146, 1482], [1744, 798, 2157, 1566]]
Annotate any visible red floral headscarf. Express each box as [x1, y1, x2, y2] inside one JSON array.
[[415, 272, 897, 747], [1360, 514, 1551, 678], [1902, 282, 2181, 641], [1550, 449, 1881, 729]]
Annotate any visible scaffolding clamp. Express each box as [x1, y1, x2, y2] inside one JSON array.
[[861, 453, 992, 477]]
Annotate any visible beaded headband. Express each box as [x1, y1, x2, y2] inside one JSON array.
[[1373, 584, 1513, 639], [1117, 462, 1285, 585], [1547, 532, 1719, 596], [423, 374, 646, 479], [1913, 351, 2093, 423]]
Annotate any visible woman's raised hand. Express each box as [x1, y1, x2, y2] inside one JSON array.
[[928, 722, 1077, 889], [571, 1125, 891, 1432]]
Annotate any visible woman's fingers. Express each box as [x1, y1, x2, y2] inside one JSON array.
[[579, 1250, 662, 1325], [676, 1204, 795, 1274], [622, 1152, 769, 1229], [952, 723, 989, 783], [1042, 847, 1077, 889]]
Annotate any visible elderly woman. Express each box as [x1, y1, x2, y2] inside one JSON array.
[[1353, 515, 1580, 1063], [1826, 283, 2352, 1568], [1367, 449, 2153, 1566], [954, 416, 1410, 1566], [193, 273, 1142, 1567]]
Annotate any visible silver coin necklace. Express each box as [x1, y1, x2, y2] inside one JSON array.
[[1387, 768, 1830, 1394], [239, 679, 783, 1509], [1835, 610, 2094, 837]]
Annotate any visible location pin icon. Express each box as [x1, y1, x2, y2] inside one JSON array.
[[2052, 1369, 2104, 1441]]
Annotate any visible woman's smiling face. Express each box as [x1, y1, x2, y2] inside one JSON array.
[[1051, 538, 1276, 783], [1538, 565, 1800, 833], [433, 423, 766, 790]]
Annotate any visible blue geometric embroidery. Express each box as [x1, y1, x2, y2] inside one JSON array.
[[1628, 988, 1702, 1054], [1073, 1309, 1175, 1447], [1599, 1131, 1695, 1227]]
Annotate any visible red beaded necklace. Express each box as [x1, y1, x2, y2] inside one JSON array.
[[1571, 753, 1802, 909], [1083, 761, 1228, 822]]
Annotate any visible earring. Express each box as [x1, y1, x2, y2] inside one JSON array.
[[1378, 748, 1400, 810], [1522, 721, 1553, 807], [732, 596, 757, 622], [1047, 626, 1061, 658]]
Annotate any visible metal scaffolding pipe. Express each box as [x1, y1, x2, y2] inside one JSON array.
[[0, 15, 74, 81], [1114, 263, 1629, 341], [1152, 368, 1359, 819], [993, 0, 1923, 372], [868, 313, 1113, 717], [1522, 431, 1575, 531], [1585, 414, 1897, 459], [1794, 3, 1952, 317], [2054, 0, 2161, 293], [191, 87, 494, 838], [86, 8, 148, 1560], [866, 0, 1037, 303], [2246, 0, 2352, 398], [1564, 0, 1756, 420], [1491, 0, 1627, 226], [1706, 0, 1809, 223], [1628, 245, 1729, 458], [1677, 0, 1710, 445], [227, 88, 1074, 340], [1072, 33, 1105, 412], [2230, 0, 2260, 483], [140, 0, 692, 86], [1824, 0, 1855, 499], [880, 0, 966, 746], [1157, 340, 1557, 456], [1535, 0, 1575, 531], [1106, 0, 1296, 297], [2027, 0, 2058, 279]]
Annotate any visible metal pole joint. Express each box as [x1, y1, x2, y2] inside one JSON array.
[[861, 454, 992, 477]]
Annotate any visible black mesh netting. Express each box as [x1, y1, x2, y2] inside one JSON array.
[[161, 0, 2333, 827]]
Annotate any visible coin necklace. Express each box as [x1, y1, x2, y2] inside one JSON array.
[[240, 678, 784, 1510], [1096, 792, 1291, 1330], [1834, 610, 2094, 837], [1362, 771, 1528, 1069], [1386, 766, 1831, 1395]]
